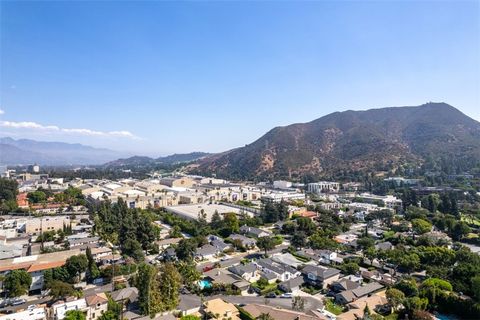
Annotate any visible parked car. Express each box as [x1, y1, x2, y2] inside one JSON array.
[[266, 292, 276, 298], [0, 299, 10, 308], [11, 298, 26, 306], [280, 293, 292, 298]]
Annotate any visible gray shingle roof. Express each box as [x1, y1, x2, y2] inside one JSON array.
[[279, 276, 305, 291], [228, 263, 257, 276], [301, 265, 341, 280]]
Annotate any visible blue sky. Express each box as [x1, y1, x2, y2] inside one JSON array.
[[1, 1, 479, 156]]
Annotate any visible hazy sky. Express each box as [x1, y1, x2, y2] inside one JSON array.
[[1, 1, 479, 156]]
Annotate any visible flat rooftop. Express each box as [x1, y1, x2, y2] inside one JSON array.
[[165, 203, 250, 222]]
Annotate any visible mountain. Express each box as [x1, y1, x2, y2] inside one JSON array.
[[0, 137, 131, 166], [195, 103, 480, 179], [103, 152, 210, 167]]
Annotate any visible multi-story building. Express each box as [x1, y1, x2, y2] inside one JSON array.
[[308, 181, 340, 194], [24, 217, 71, 236]]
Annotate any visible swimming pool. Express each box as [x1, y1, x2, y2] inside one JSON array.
[[198, 279, 213, 290]]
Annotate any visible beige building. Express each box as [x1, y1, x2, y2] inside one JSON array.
[[160, 176, 196, 188], [204, 298, 240, 320], [25, 216, 71, 235], [86, 293, 109, 320]]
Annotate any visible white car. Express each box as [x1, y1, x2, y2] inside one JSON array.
[[11, 298, 26, 306], [280, 293, 292, 298]]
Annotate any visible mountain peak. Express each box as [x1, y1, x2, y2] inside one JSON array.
[[195, 103, 480, 180]]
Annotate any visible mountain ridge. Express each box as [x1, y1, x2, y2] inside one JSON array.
[[0, 137, 131, 166], [193, 102, 480, 179]]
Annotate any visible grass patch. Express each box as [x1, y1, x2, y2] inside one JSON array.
[[324, 298, 344, 315], [251, 281, 278, 295], [301, 283, 322, 295], [461, 214, 480, 226], [384, 313, 400, 320], [291, 252, 311, 263]]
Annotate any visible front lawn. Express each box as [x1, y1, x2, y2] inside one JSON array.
[[324, 298, 344, 315], [251, 280, 278, 295]]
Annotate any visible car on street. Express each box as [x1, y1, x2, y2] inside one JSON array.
[[11, 298, 26, 306]]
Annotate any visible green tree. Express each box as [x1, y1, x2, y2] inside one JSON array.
[[64, 310, 86, 320], [296, 217, 316, 235], [412, 219, 432, 235], [177, 262, 201, 289], [404, 296, 428, 313], [122, 238, 145, 262], [357, 237, 375, 250], [86, 247, 100, 282], [65, 254, 88, 283], [256, 313, 275, 320], [291, 231, 308, 248], [4, 269, 32, 297], [309, 232, 338, 250], [292, 296, 305, 311], [256, 236, 276, 257], [97, 311, 117, 320], [386, 288, 405, 312], [472, 275, 480, 302], [451, 221, 471, 241], [157, 262, 182, 311], [342, 262, 360, 275], [176, 238, 197, 262], [48, 280, 75, 300], [27, 190, 47, 204], [137, 263, 163, 317], [421, 278, 452, 304], [394, 279, 419, 297], [221, 212, 240, 236]]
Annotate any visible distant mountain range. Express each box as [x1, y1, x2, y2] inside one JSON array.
[[4, 103, 479, 176], [103, 152, 211, 167], [0, 137, 131, 166], [194, 103, 480, 179]]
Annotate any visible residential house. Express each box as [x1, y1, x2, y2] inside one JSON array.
[[271, 253, 304, 268], [52, 298, 88, 320], [330, 278, 360, 293], [203, 298, 240, 320], [0, 307, 47, 320], [239, 225, 271, 238], [335, 282, 384, 305], [156, 238, 182, 250], [317, 250, 341, 264], [210, 239, 232, 253], [361, 270, 395, 286], [110, 287, 138, 307], [279, 276, 305, 293], [338, 294, 388, 320], [301, 265, 341, 289], [86, 293, 108, 320], [195, 244, 218, 261], [242, 303, 324, 320], [255, 258, 301, 282], [228, 234, 256, 249], [69, 236, 101, 248], [228, 263, 259, 282], [177, 294, 201, 317]]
